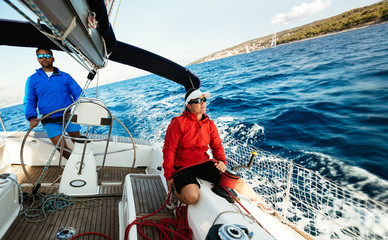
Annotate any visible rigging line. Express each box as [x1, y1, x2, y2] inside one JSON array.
[[0, 113, 7, 132], [221, 186, 277, 240], [4, 0, 95, 72], [58, 80, 93, 167], [112, 0, 122, 29], [95, 69, 100, 99], [186, 69, 194, 89], [92, 70, 100, 134], [23, 0, 88, 61]]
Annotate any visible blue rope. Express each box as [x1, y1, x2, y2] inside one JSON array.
[[22, 193, 75, 221], [0, 175, 74, 220], [34, 80, 91, 189]]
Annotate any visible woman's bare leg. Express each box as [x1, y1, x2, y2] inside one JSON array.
[[174, 183, 201, 205]]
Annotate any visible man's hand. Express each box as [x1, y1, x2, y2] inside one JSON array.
[[214, 161, 227, 173], [29, 118, 40, 129], [167, 178, 175, 193]]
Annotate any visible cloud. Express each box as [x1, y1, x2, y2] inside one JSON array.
[[271, 0, 331, 26]]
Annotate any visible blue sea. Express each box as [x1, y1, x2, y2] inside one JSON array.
[[1, 23, 387, 203]]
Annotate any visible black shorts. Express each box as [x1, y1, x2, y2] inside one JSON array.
[[173, 161, 222, 194]]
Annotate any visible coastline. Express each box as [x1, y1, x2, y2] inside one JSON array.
[[283, 21, 386, 45], [192, 20, 388, 65]]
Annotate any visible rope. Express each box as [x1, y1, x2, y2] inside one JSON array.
[[1, 174, 109, 239], [25, 0, 95, 71], [33, 80, 92, 191], [95, 69, 100, 99], [186, 69, 195, 89], [112, 0, 122, 29], [21, 193, 75, 222], [0, 113, 7, 131], [212, 204, 255, 226], [221, 186, 277, 240], [20, 191, 105, 223], [3, 0, 98, 71], [0, 175, 109, 237], [91, 69, 100, 134], [124, 192, 193, 240]]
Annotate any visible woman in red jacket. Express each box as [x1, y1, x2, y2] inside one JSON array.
[[162, 88, 274, 214]]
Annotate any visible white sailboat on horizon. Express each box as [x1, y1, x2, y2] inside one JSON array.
[[271, 29, 277, 48], [245, 45, 250, 53]]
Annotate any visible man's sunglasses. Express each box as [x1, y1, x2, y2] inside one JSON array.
[[189, 97, 207, 104], [37, 54, 52, 59]]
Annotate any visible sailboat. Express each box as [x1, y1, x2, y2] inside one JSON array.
[[245, 45, 250, 53], [0, 1, 387, 239], [270, 29, 277, 48]]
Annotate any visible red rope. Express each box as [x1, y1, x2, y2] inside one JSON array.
[[124, 192, 193, 240], [70, 232, 112, 240], [220, 186, 276, 239]]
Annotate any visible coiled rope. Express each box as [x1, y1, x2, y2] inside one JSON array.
[[21, 193, 75, 222], [20, 191, 105, 223], [124, 192, 193, 240], [0, 174, 104, 224]]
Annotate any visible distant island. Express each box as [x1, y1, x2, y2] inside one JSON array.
[[191, 0, 388, 64]]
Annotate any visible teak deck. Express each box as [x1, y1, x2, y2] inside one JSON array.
[[3, 166, 174, 240]]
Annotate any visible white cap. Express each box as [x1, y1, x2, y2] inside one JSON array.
[[185, 89, 211, 106]]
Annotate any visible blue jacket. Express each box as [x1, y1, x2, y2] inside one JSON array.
[[24, 67, 83, 120]]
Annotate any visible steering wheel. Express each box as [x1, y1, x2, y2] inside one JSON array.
[[20, 104, 137, 189]]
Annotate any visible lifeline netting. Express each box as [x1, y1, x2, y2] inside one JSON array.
[[222, 138, 388, 240]]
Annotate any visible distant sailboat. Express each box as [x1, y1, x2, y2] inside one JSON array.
[[271, 30, 277, 48], [245, 45, 250, 53]]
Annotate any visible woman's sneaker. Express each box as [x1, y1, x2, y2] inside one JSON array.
[[166, 193, 178, 210], [252, 199, 275, 214]]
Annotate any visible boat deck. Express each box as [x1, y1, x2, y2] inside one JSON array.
[[3, 166, 174, 239]]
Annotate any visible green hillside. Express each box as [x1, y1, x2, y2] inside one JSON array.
[[192, 0, 388, 64]]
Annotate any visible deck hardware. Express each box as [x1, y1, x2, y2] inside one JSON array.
[[206, 224, 252, 240], [70, 179, 86, 187], [231, 151, 258, 171], [56, 227, 76, 239]]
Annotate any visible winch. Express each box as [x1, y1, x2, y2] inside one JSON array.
[[206, 224, 253, 240]]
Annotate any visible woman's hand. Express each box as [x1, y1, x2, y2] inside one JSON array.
[[214, 161, 227, 173], [167, 179, 175, 193]]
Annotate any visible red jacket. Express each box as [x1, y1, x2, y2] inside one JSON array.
[[163, 111, 226, 180]]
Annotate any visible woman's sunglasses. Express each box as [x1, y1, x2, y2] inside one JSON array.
[[189, 97, 207, 104], [37, 54, 53, 59]]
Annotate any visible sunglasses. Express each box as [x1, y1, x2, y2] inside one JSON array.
[[189, 97, 207, 104], [37, 54, 52, 59]]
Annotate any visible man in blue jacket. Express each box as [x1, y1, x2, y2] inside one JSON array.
[[24, 47, 83, 159]]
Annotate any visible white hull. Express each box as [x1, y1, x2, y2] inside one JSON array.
[[0, 130, 306, 240], [1, 126, 388, 239], [0, 173, 19, 240]]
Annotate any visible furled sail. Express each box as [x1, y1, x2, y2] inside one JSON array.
[[0, 10, 199, 90]]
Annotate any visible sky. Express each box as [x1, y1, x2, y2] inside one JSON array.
[[0, 0, 382, 108]]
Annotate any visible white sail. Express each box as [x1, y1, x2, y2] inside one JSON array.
[[271, 30, 277, 48], [245, 45, 250, 53]]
